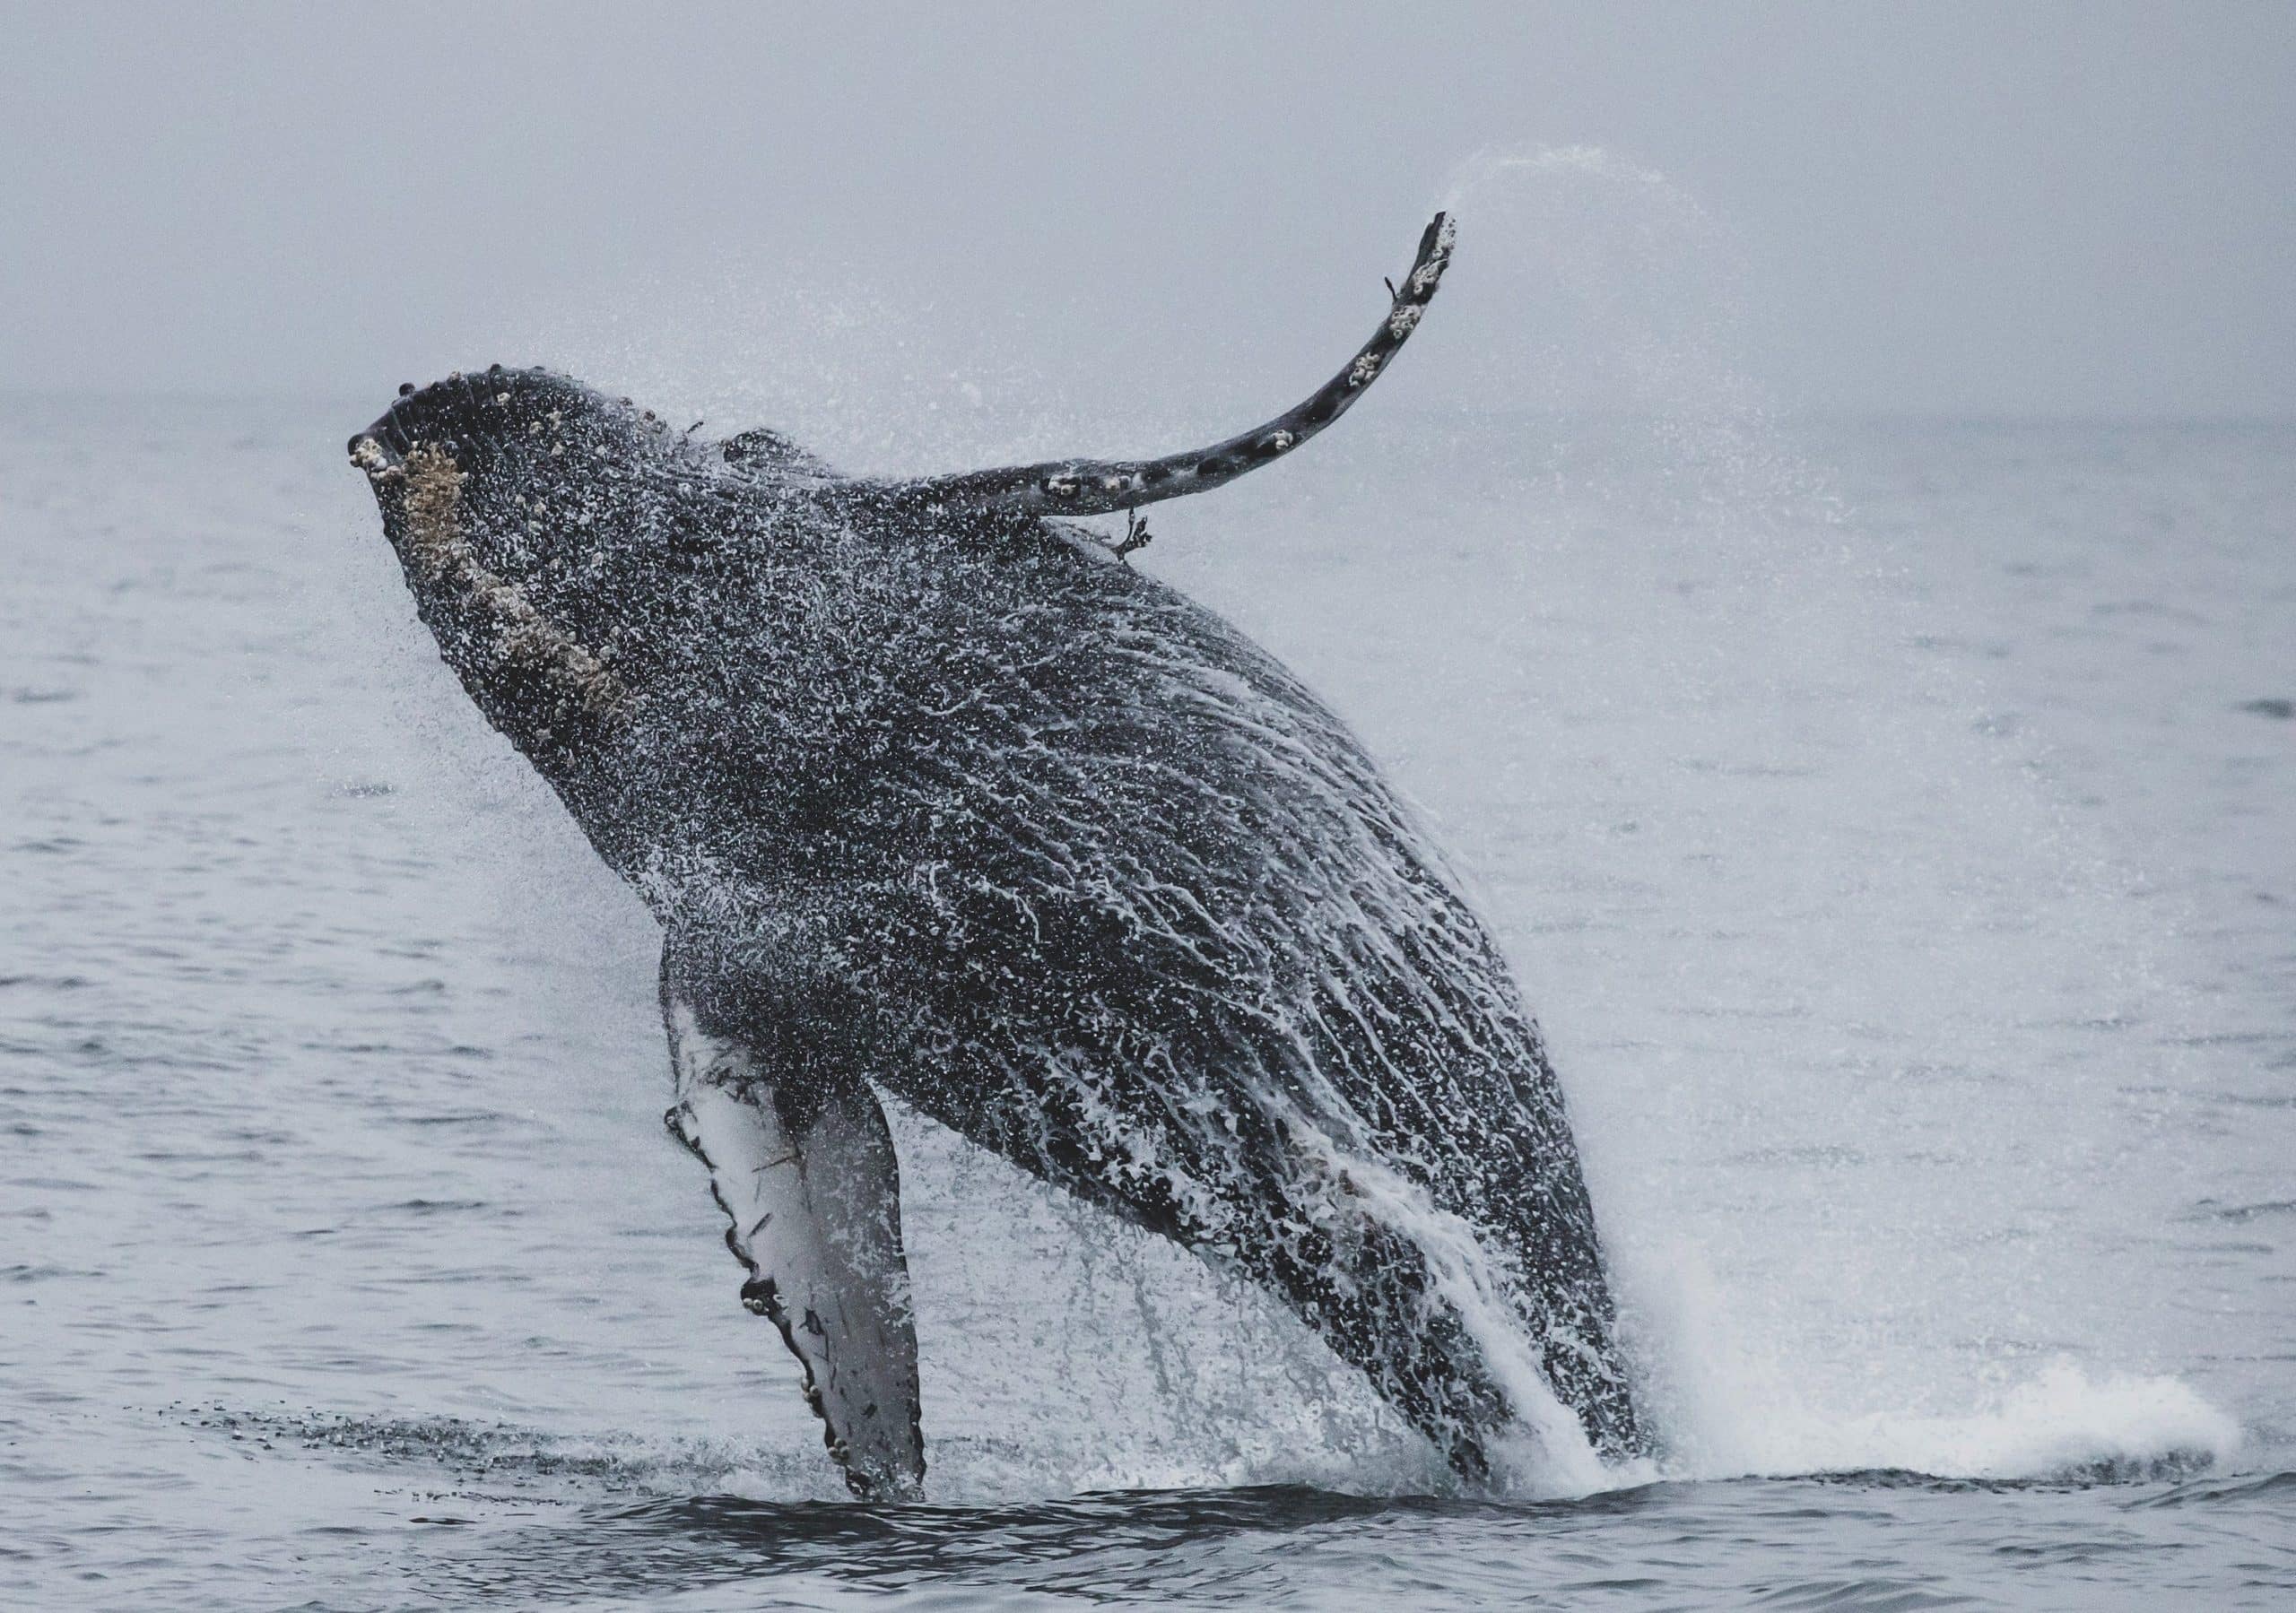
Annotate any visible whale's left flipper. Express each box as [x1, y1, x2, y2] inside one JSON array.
[[661, 967, 925, 1500]]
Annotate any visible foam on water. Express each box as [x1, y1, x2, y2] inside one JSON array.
[[1639, 1250, 2244, 1484]]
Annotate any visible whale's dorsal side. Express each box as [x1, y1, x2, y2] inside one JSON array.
[[660, 956, 925, 1500], [840, 212, 1455, 521]]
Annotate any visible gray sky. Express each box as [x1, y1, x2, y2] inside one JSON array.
[[2, 2, 2290, 418]]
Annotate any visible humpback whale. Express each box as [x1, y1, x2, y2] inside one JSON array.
[[348, 215, 1642, 1496]]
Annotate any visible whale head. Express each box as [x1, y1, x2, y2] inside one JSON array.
[[346, 367, 687, 601], [346, 369, 702, 760]]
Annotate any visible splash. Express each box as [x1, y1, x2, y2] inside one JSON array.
[[1728, 1361, 2246, 1485], [1390, 144, 2249, 1495], [1630, 1249, 2241, 1485], [1829, 1364, 2242, 1482]]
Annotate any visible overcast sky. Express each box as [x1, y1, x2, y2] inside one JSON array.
[[1, 2, 2289, 419]]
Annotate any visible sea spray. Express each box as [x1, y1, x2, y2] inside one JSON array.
[[1409, 143, 2243, 1485]]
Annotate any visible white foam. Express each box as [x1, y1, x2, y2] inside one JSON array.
[[1819, 1362, 2242, 1480], [1627, 1252, 2242, 1484]]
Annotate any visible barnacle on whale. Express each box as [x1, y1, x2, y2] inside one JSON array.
[[387, 442, 631, 728]]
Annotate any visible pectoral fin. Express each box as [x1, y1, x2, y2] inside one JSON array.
[[836, 212, 1456, 522], [662, 988, 925, 1499]]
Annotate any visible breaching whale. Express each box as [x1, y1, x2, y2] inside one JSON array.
[[348, 215, 1642, 1496]]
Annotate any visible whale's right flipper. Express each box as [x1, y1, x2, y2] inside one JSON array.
[[660, 968, 925, 1501]]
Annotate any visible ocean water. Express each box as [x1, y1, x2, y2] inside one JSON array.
[[2, 393, 2291, 1610]]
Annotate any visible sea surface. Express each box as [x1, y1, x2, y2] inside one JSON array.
[[2, 395, 2291, 1609]]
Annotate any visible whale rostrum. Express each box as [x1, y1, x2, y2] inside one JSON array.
[[349, 213, 1645, 1497]]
